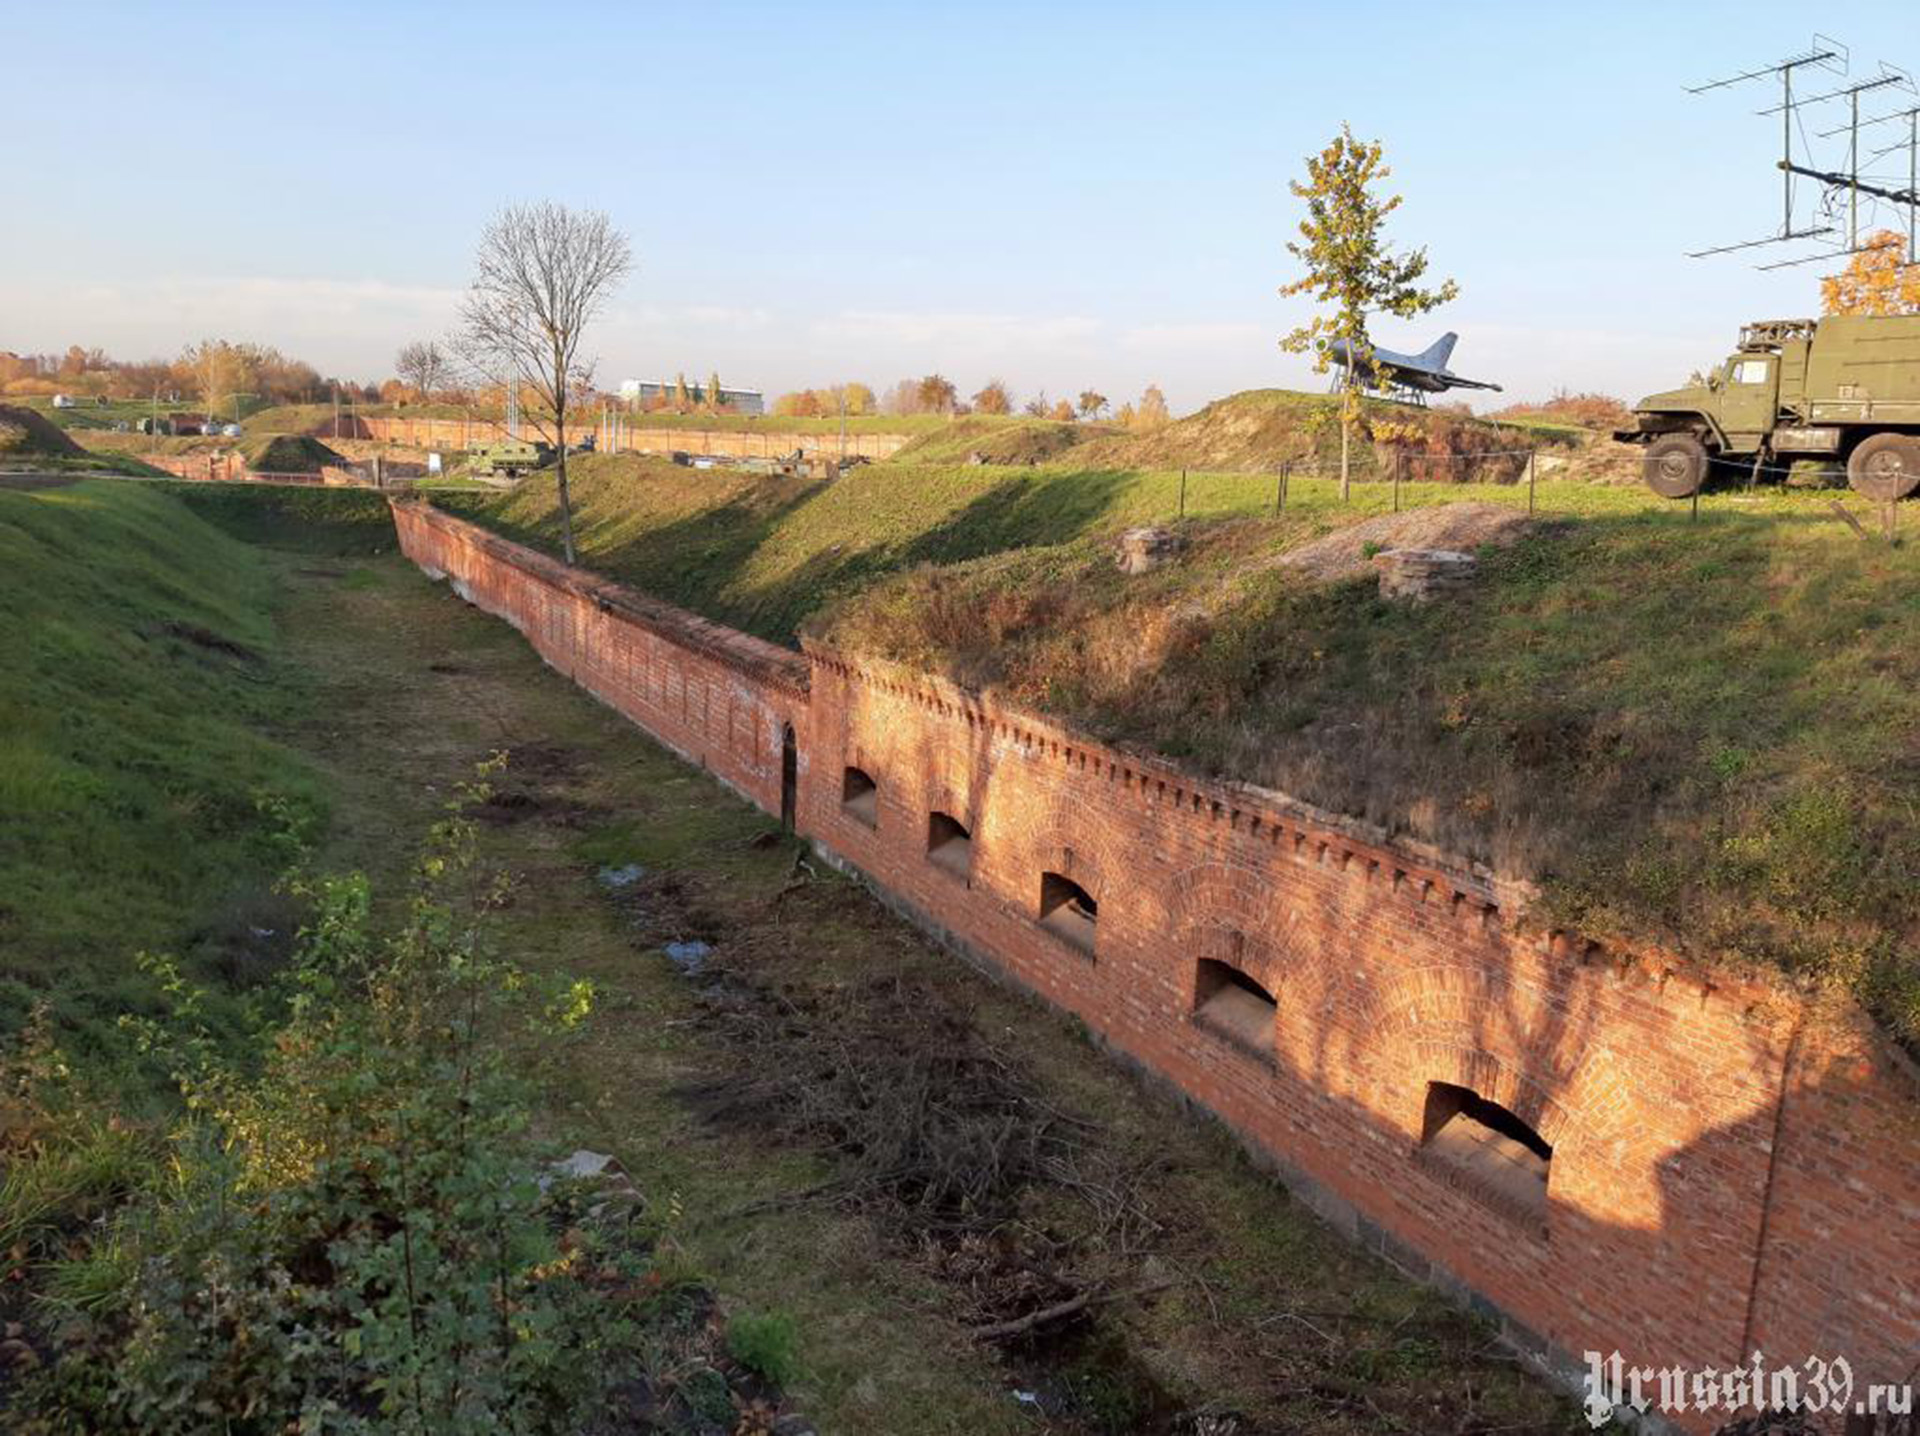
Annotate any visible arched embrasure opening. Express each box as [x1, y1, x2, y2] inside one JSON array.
[[927, 811, 972, 879], [1420, 1080, 1552, 1223], [841, 765, 878, 828], [1194, 957, 1277, 1053], [1038, 871, 1097, 955]]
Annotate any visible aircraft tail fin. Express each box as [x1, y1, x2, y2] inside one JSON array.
[[1414, 333, 1459, 370]]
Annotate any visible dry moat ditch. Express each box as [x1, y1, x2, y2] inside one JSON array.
[[134, 496, 1592, 1434]]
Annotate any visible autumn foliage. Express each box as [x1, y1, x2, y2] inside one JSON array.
[[0, 341, 349, 406], [1821, 230, 1920, 316], [772, 382, 877, 418], [971, 380, 1012, 415]]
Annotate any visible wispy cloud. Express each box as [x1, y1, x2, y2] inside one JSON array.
[[610, 302, 775, 333], [0, 274, 463, 370], [810, 309, 1103, 350], [1119, 320, 1268, 352]]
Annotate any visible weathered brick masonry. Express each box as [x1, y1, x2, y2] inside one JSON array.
[[362, 415, 908, 461], [392, 500, 1920, 1429], [390, 501, 809, 817]]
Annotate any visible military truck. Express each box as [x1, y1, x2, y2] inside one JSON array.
[[467, 438, 553, 480], [1616, 315, 1920, 501]]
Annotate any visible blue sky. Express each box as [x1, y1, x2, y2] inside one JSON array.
[[4, 1, 1916, 411]]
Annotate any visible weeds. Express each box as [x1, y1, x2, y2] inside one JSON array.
[[9, 772, 637, 1434], [812, 501, 1920, 1048], [724, 1310, 800, 1388]]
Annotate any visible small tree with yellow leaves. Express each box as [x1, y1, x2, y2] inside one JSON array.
[[1280, 125, 1457, 499], [1822, 230, 1920, 316]]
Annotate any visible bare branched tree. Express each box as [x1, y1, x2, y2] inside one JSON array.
[[457, 203, 632, 564], [394, 340, 451, 400]]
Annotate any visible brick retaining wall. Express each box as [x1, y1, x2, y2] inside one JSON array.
[[140, 453, 368, 487], [363, 414, 909, 461], [391, 499, 1920, 1431]]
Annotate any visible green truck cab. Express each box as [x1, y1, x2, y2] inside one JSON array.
[[467, 438, 554, 480], [1616, 315, 1920, 501]]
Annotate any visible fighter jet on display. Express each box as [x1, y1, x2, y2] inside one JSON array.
[[1323, 332, 1502, 399]]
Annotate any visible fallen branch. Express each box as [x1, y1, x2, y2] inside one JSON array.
[[968, 1277, 1172, 1341]]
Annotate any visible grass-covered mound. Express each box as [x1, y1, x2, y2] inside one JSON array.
[[437, 453, 1352, 644], [240, 400, 964, 439], [439, 455, 1920, 1041], [817, 494, 1920, 1045], [440, 453, 1665, 646], [0, 404, 85, 459], [1064, 388, 1577, 478], [240, 432, 346, 473], [0, 482, 332, 1072], [886, 415, 1101, 465]]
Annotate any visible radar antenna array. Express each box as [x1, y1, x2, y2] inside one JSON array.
[[1685, 36, 1920, 271]]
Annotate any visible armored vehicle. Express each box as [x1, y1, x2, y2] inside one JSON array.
[[1616, 315, 1920, 501], [467, 438, 553, 480]]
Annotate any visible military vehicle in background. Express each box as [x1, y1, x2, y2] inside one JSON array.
[[1617, 315, 1920, 501], [467, 438, 553, 480]]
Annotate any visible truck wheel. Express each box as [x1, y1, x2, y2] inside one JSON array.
[[1643, 434, 1708, 498], [1846, 434, 1920, 502]]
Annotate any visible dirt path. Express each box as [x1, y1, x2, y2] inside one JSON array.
[[260, 539, 1583, 1436]]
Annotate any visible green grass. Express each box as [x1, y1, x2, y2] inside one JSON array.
[[240, 401, 988, 438], [819, 485, 1920, 1044], [1, 480, 1583, 1433], [0, 482, 394, 1077], [1049, 387, 1580, 476], [885, 414, 1102, 464], [441, 453, 1645, 645], [0, 450, 171, 476], [441, 455, 1920, 1043], [13, 395, 279, 431], [615, 410, 973, 434]]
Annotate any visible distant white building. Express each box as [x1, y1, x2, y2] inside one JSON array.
[[619, 378, 765, 416]]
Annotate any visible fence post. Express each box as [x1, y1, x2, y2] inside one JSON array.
[[1528, 449, 1537, 516], [1393, 452, 1402, 513], [1275, 463, 1287, 516], [1179, 468, 1187, 521]]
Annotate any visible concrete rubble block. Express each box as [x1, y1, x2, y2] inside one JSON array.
[[1372, 547, 1476, 602], [1116, 525, 1185, 574]]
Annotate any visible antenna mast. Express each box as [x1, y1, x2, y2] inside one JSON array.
[[1686, 36, 1847, 258], [1685, 38, 1920, 272]]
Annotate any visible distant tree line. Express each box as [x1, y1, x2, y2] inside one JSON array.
[[0, 341, 370, 412], [771, 374, 1172, 427]]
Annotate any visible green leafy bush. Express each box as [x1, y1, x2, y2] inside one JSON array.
[[13, 767, 633, 1435], [725, 1308, 800, 1388]]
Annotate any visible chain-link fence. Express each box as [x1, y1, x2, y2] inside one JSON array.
[[1151, 445, 1900, 533]]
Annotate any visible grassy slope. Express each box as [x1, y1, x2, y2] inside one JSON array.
[[442, 452, 1648, 645], [240, 401, 991, 438], [0, 405, 83, 457], [238, 433, 347, 472], [886, 414, 1106, 465], [445, 457, 1920, 1042], [12, 395, 279, 431], [2, 480, 1580, 1433], [821, 491, 1920, 1043], [255, 493, 1580, 1434], [1061, 388, 1577, 475], [0, 483, 389, 1074]]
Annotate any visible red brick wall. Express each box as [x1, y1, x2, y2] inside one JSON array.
[[392, 502, 1920, 1431], [362, 415, 909, 461], [141, 453, 364, 487], [390, 503, 808, 815]]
